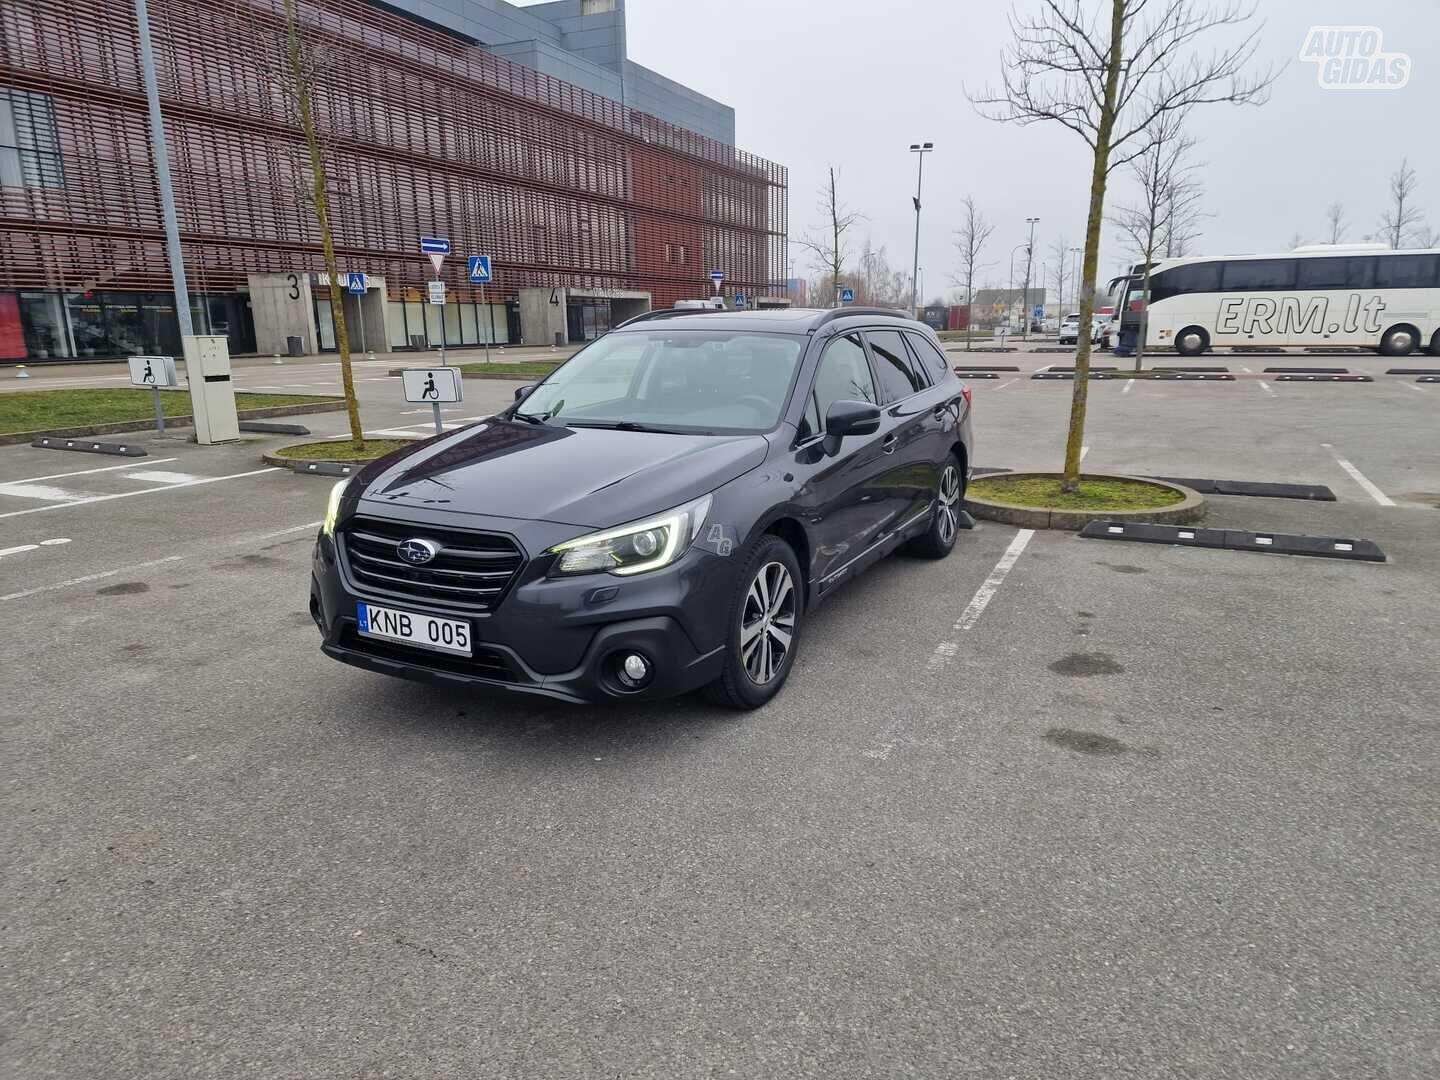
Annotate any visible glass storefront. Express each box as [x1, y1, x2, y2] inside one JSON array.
[[382, 299, 511, 351], [0, 290, 254, 361], [566, 298, 612, 342]]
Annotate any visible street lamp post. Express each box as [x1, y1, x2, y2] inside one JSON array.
[[1070, 246, 1082, 314], [909, 141, 933, 317], [1020, 216, 1039, 340], [1007, 242, 1029, 333], [134, 0, 193, 340]]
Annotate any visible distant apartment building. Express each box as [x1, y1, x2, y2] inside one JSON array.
[[0, 0, 788, 361]]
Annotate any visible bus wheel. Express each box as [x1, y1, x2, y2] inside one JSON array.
[[1428, 330, 1440, 357], [1175, 327, 1209, 357], [1379, 325, 1420, 357]]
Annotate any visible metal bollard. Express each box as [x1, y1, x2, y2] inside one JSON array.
[[16, 364, 29, 379]]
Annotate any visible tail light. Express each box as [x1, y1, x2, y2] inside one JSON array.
[[961, 384, 972, 407]]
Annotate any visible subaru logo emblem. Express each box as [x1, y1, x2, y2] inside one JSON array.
[[396, 538, 438, 565]]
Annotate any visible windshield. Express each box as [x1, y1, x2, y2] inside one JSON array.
[[513, 329, 805, 434]]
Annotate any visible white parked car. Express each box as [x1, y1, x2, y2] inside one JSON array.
[[1058, 313, 1082, 344]]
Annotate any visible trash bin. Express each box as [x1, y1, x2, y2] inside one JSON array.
[[410, 334, 427, 351], [286, 335, 304, 357], [554, 331, 564, 347]]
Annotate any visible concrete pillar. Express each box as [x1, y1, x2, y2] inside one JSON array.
[[247, 272, 318, 355], [519, 287, 569, 346]]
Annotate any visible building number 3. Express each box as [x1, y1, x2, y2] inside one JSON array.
[[286, 273, 300, 300]]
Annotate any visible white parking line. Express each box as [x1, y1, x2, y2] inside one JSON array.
[[1240, 365, 1254, 373], [1258, 379, 1275, 395], [927, 529, 1035, 671], [1080, 444, 1091, 462], [1121, 379, 1134, 395], [0, 537, 71, 560], [3, 457, 179, 485], [120, 470, 207, 485], [0, 555, 184, 602], [1402, 383, 1430, 394], [0, 468, 282, 519], [1321, 443, 1394, 507], [0, 481, 93, 503], [993, 378, 1017, 391]]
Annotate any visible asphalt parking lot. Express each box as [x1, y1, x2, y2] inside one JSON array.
[[3, 353, 1438, 1078]]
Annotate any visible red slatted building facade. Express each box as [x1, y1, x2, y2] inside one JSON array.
[[0, 0, 787, 361]]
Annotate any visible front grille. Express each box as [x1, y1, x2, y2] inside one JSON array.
[[340, 516, 525, 612], [339, 627, 517, 682]]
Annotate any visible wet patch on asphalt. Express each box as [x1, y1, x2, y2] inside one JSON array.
[[1049, 652, 1124, 677]]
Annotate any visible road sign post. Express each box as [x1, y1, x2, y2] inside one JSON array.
[[468, 256, 494, 364], [421, 239, 450, 366], [401, 366, 463, 434], [347, 272, 369, 359], [128, 355, 179, 433]]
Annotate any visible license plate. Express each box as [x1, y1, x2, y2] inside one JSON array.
[[357, 602, 471, 657]]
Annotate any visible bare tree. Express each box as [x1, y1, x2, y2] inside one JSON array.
[[1380, 159, 1426, 249], [949, 196, 997, 350], [1415, 225, 1439, 249], [1047, 235, 1073, 318], [1110, 111, 1205, 369], [1324, 201, 1348, 245], [234, 0, 365, 446], [969, 0, 1276, 491], [798, 167, 863, 307]]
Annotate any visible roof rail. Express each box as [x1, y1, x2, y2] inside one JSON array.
[[812, 306, 912, 328], [615, 308, 718, 329]]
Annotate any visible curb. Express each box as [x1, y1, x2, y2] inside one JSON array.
[[0, 399, 345, 447], [262, 439, 420, 471], [966, 473, 1206, 530]]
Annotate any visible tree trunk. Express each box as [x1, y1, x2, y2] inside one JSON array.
[[285, 0, 363, 447], [1061, 0, 1125, 493]]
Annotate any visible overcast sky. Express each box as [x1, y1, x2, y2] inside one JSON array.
[[617, 0, 1439, 303]]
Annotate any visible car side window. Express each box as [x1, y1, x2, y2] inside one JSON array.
[[811, 334, 876, 428], [904, 332, 950, 380], [866, 329, 925, 402]]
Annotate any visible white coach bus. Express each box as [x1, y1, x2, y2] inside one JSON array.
[[1113, 245, 1440, 357]]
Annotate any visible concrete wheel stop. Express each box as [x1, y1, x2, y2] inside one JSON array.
[[965, 472, 1206, 531]]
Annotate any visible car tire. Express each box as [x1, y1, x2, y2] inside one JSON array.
[[1378, 324, 1420, 357], [908, 454, 965, 559], [1175, 326, 1209, 357], [1427, 329, 1440, 356], [705, 535, 804, 710]]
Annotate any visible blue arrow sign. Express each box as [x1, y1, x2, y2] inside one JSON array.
[[346, 272, 367, 294], [839, 287, 856, 304], [468, 255, 493, 283], [420, 237, 451, 254], [710, 270, 725, 282]]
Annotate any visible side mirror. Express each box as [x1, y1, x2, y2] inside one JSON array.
[[823, 399, 881, 454], [514, 384, 536, 401]]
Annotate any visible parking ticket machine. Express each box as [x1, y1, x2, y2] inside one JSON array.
[[182, 334, 240, 444]]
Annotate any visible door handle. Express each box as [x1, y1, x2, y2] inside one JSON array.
[[881, 433, 898, 454]]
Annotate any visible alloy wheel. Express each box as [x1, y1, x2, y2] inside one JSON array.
[[740, 561, 796, 685], [937, 465, 962, 545]]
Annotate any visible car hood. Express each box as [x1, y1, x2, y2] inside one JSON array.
[[356, 419, 769, 529]]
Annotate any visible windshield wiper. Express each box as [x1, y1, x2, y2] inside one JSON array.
[[510, 411, 548, 425], [566, 419, 693, 434]]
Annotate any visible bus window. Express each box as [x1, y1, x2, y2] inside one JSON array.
[[1221, 259, 1297, 291], [1375, 254, 1440, 289], [1296, 258, 1352, 290], [1150, 262, 1220, 302]]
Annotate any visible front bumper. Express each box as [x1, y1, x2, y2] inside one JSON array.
[[310, 532, 732, 704]]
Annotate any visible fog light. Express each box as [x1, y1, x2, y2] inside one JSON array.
[[622, 653, 650, 683]]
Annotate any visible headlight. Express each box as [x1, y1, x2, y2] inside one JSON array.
[[322, 478, 350, 536], [547, 494, 712, 577]]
